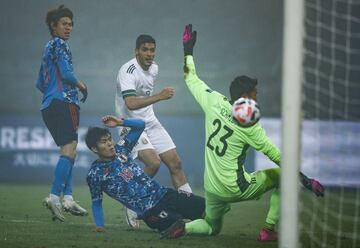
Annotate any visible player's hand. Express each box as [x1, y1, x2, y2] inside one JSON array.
[[102, 115, 123, 128], [94, 226, 105, 233], [76, 81, 88, 103], [309, 179, 325, 197], [300, 172, 325, 197], [159, 87, 174, 100], [183, 24, 197, 56]]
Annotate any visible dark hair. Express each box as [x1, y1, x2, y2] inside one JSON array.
[[229, 75, 258, 103], [46, 5, 73, 36], [85, 127, 111, 151], [136, 34, 156, 49]]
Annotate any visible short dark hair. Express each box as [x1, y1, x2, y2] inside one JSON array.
[[46, 5, 73, 36], [229, 75, 258, 103], [85, 127, 111, 151], [136, 34, 156, 49]]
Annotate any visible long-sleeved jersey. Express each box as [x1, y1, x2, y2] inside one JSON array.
[[184, 55, 281, 197], [36, 37, 79, 110], [86, 119, 168, 227]]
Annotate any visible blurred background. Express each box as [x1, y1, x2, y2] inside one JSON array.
[[0, 0, 358, 188], [0, 0, 283, 187]]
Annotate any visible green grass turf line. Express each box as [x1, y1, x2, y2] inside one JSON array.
[[2, 184, 358, 248]]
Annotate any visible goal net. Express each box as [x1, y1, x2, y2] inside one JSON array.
[[282, 0, 360, 247]]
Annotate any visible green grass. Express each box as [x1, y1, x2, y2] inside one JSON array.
[[0, 184, 358, 248]]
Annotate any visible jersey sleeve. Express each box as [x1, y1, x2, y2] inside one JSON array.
[[55, 40, 78, 86], [92, 199, 104, 227], [86, 169, 105, 227], [184, 55, 226, 112], [242, 123, 281, 166], [36, 65, 45, 93], [117, 66, 137, 98], [116, 119, 145, 153]]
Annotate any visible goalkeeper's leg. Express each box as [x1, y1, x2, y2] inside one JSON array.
[[241, 168, 280, 241], [185, 191, 229, 236], [257, 168, 280, 241]]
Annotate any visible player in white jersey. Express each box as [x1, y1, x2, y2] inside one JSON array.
[[115, 34, 193, 228]]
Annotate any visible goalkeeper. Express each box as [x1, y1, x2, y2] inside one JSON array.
[[161, 24, 325, 241]]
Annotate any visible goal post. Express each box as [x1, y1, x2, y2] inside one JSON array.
[[280, 0, 305, 247]]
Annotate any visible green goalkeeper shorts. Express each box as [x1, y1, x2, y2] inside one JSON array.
[[204, 167, 280, 230]]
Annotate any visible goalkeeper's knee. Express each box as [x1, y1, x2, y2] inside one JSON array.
[[206, 218, 222, 236]]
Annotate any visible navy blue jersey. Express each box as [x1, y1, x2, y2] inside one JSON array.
[[36, 37, 79, 110], [86, 119, 168, 227]]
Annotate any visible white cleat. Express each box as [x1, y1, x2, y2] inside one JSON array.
[[62, 198, 88, 216], [43, 197, 65, 222], [125, 207, 140, 229]]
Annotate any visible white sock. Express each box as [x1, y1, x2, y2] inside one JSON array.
[[49, 194, 60, 203], [178, 183, 192, 193], [63, 195, 73, 201]]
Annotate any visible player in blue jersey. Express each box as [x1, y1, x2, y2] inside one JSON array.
[[85, 115, 205, 236], [36, 5, 88, 221]]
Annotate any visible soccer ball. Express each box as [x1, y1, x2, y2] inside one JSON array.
[[232, 97, 261, 127]]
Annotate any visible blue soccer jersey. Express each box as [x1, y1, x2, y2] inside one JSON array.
[[86, 119, 168, 227], [36, 37, 79, 110]]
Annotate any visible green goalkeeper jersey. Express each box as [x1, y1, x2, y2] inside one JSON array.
[[184, 55, 281, 197]]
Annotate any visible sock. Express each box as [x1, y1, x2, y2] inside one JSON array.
[[265, 188, 280, 229], [63, 195, 73, 201], [63, 157, 75, 196], [49, 193, 60, 203], [185, 219, 212, 235], [264, 222, 275, 231], [50, 155, 73, 197], [178, 183, 192, 193]]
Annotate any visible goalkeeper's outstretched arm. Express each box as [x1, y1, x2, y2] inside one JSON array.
[[299, 172, 325, 197]]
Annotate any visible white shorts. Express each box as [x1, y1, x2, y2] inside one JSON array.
[[119, 120, 176, 159]]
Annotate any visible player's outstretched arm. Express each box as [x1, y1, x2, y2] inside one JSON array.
[[102, 115, 145, 151], [92, 199, 105, 232], [124, 88, 174, 111], [183, 24, 197, 56], [102, 115, 124, 128], [299, 172, 325, 197]]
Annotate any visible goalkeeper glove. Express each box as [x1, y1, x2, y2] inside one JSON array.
[[300, 172, 325, 197], [183, 24, 197, 56]]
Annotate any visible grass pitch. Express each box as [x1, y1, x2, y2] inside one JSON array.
[[0, 184, 358, 248]]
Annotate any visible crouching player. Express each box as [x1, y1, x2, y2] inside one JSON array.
[[85, 115, 205, 237]]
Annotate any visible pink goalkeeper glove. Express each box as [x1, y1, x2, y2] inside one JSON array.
[[183, 24, 197, 56], [309, 178, 325, 197], [300, 172, 325, 197]]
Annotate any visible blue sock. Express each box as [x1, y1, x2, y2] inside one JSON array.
[[50, 155, 73, 196], [63, 158, 74, 196]]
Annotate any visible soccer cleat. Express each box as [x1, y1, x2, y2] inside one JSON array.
[[160, 219, 186, 239], [258, 228, 278, 241], [125, 208, 140, 229], [62, 198, 88, 216], [43, 197, 65, 222]]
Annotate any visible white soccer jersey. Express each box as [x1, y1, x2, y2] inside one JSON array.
[[115, 58, 158, 123]]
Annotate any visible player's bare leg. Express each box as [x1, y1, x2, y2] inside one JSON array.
[[160, 148, 192, 193], [137, 149, 161, 177]]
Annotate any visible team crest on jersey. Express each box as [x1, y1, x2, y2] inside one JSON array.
[[141, 138, 148, 144], [118, 154, 128, 163]]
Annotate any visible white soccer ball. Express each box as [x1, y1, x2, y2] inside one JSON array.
[[232, 97, 261, 127]]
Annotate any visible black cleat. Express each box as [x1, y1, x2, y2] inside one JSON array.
[[160, 219, 186, 239]]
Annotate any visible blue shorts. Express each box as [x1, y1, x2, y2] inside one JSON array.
[[41, 99, 79, 146], [142, 189, 205, 232]]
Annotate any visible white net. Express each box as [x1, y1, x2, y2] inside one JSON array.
[[300, 0, 360, 247]]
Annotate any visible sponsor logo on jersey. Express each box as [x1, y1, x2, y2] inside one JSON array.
[[158, 210, 168, 218]]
